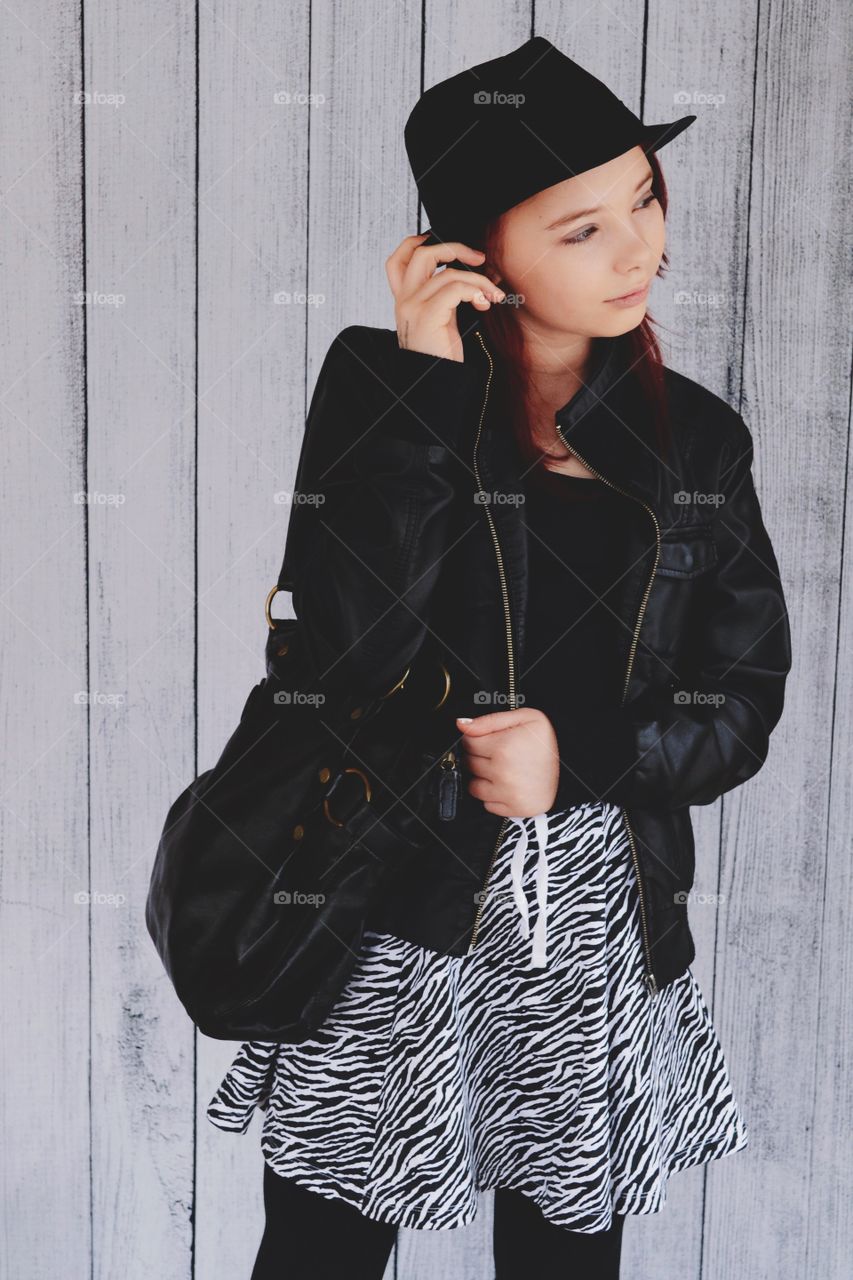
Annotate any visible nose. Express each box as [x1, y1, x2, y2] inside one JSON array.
[[613, 222, 659, 279]]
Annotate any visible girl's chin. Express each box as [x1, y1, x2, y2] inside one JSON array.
[[597, 305, 648, 335], [519, 306, 648, 342]]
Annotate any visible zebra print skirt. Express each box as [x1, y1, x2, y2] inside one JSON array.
[[206, 802, 748, 1233]]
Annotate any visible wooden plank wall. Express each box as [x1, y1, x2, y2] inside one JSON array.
[[2, 1, 849, 1276]]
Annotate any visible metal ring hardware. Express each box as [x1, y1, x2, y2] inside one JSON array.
[[265, 584, 284, 630], [380, 666, 410, 699], [433, 660, 451, 710], [322, 767, 372, 827], [379, 659, 450, 708]]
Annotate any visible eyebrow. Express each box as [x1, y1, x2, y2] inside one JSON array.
[[544, 171, 655, 231]]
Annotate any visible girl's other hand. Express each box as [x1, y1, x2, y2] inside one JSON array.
[[455, 707, 560, 818]]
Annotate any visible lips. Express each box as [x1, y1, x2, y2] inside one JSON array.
[[607, 280, 651, 302]]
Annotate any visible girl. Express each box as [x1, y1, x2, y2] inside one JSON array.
[[207, 38, 791, 1279]]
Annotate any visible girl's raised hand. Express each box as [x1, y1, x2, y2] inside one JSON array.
[[386, 233, 505, 363]]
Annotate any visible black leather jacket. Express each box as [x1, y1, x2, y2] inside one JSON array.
[[274, 304, 792, 995]]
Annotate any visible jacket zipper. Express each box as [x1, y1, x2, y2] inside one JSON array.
[[463, 330, 660, 995], [467, 330, 515, 954], [437, 749, 460, 820], [552, 423, 661, 997]]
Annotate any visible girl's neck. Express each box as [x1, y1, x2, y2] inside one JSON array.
[[520, 337, 600, 477]]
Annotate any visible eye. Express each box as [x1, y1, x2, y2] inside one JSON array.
[[560, 190, 659, 246], [562, 225, 596, 246]]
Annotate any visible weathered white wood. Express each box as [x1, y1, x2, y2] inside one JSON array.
[[709, 0, 852, 1277], [0, 4, 91, 1278], [4, 1, 850, 1276], [84, 3, 199, 1278]]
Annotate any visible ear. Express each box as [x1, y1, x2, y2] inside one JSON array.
[[482, 263, 505, 287]]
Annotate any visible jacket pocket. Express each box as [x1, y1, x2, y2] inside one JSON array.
[[654, 525, 718, 578], [644, 527, 719, 667]]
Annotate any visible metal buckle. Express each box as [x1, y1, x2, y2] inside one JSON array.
[[322, 767, 372, 827]]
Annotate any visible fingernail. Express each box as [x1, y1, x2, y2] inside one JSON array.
[[457, 717, 473, 724]]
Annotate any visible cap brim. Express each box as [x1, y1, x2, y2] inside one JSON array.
[[641, 114, 697, 153]]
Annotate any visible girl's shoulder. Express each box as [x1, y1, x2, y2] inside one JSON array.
[[662, 363, 753, 467]]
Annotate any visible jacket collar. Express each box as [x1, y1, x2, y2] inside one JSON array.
[[458, 302, 662, 506]]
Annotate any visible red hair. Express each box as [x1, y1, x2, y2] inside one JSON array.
[[472, 148, 673, 479]]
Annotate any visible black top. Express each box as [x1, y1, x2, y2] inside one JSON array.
[[520, 465, 643, 810]]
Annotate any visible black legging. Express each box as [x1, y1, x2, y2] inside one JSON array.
[[251, 1162, 625, 1279]]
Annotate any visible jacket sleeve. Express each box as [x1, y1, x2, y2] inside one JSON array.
[[548, 412, 792, 811], [276, 326, 485, 700]]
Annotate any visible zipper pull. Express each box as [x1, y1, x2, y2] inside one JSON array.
[[438, 750, 459, 821]]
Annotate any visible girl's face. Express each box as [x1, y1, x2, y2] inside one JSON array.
[[487, 145, 665, 342]]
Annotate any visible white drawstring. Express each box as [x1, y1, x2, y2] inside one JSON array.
[[508, 812, 551, 968]]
